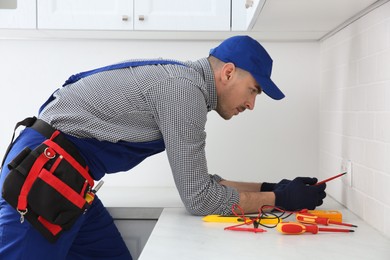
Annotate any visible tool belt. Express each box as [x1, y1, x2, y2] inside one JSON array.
[[1, 117, 95, 243]]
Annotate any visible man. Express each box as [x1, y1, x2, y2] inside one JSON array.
[[0, 35, 326, 259]]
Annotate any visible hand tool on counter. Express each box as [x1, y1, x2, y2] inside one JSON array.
[[221, 204, 272, 233], [304, 209, 343, 222], [315, 172, 347, 186], [296, 211, 357, 228], [224, 224, 267, 233], [276, 222, 355, 235], [202, 214, 281, 225]]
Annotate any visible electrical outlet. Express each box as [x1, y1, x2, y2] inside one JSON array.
[[341, 159, 352, 187]]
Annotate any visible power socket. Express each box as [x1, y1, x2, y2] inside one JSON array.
[[341, 159, 353, 187]]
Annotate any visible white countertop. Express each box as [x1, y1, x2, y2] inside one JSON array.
[[138, 197, 390, 260], [98, 187, 390, 259]]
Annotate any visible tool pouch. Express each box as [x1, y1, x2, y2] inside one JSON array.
[[1, 118, 95, 243]]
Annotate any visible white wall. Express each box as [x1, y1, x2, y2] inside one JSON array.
[[319, 1, 390, 238], [0, 38, 320, 188]]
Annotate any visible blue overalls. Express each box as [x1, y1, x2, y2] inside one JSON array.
[[0, 60, 184, 260]]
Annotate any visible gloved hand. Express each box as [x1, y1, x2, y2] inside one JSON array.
[[273, 177, 326, 211], [261, 179, 291, 192]]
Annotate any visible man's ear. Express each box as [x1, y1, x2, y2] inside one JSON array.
[[221, 63, 235, 83]]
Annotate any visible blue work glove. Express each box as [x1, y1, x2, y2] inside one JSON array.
[[260, 179, 291, 192], [273, 177, 326, 211]]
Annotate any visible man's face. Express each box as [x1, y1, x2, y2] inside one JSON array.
[[216, 66, 261, 120]]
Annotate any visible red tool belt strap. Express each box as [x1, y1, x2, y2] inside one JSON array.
[[17, 150, 52, 211], [16, 129, 94, 213], [43, 137, 93, 185]]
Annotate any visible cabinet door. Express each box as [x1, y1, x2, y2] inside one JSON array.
[[114, 219, 157, 260], [0, 1, 36, 29], [231, 0, 266, 31], [134, 0, 230, 31], [37, 0, 133, 30]]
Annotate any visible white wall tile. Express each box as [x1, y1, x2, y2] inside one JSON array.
[[384, 205, 390, 236], [345, 86, 367, 111], [342, 137, 366, 165], [346, 188, 365, 218], [385, 144, 390, 173], [357, 55, 377, 84], [386, 82, 390, 111], [343, 112, 357, 136], [357, 112, 375, 139], [365, 22, 388, 55], [377, 49, 390, 81], [353, 164, 374, 197], [365, 141, 386, 172], [320, 111, 343, 134], [347, 62, 359, 87], [320, 1, 390, 238], [364, 196, 385, 232], [320, 91, 338, 112], [373, 171, 390, 205], [366, 83, 387, 111], [319, 151, 341, 175], [374, 113, 390, 142]]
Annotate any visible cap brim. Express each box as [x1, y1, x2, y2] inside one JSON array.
[[254, 75, 285, 100]]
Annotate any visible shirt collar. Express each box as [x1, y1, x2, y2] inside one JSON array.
[[187, 58, 217, 112]]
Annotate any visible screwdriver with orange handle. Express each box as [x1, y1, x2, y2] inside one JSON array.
[[296, 211, 357, 228], [277, 222, 355, 235]]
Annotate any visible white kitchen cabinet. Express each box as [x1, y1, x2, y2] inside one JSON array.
[[36, 0, 230, 31], [107, 207, 162, 260], [0, 1, 36, 29], [37, 0, 133, 30], [134, 0, 231, 31], [231, 0, 266, 31], [114, 219, 157, 260]]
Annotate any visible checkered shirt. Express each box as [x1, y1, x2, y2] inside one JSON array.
[[38, 58, 239, 215]]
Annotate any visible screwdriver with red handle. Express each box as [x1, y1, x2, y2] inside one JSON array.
[[296, 212, 358, 228], [277, 222, 355, 235]]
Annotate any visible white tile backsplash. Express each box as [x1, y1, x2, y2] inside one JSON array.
[[353, 164, 374, 196], [320, 1, 390, 238], [385, 144, 390, 173], [384, 205, 390, 236], [366, 83, 387, 111], [364, 196, 386, 232], [374, 171, 390, 205], [365, 141, 386, 171], [377, 49, 390, 81], [357, 112, 375, 139], [347, 188, 365, 218], [358, 55, 377, 84], [344, 137, 366, 165], [375, 113, 390, 142]]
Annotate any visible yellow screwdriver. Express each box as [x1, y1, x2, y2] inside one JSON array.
[[296, 212, 357, 227]]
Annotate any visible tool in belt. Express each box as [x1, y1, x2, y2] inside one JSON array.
[[1, 117, 99, 243]]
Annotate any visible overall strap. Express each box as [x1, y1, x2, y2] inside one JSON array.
[[62, 59, 186, 86], [39, 59, 186, 113]]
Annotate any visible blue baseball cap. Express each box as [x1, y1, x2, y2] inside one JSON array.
[[209, 35, 285, 100]]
